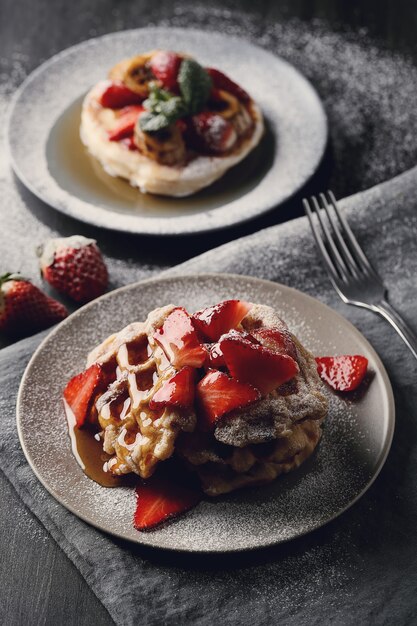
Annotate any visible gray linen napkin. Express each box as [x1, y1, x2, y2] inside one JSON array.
[[1, 166, 417, 625]]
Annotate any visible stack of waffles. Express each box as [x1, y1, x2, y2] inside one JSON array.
[[81, 301, 328, 495]]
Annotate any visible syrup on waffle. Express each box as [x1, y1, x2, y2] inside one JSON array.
[[64, 300, 328, 498], [85, 305, 196, 479]]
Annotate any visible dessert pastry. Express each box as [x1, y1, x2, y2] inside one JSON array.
[[80, 50, 264, 196], [64, 300, 328, 501]]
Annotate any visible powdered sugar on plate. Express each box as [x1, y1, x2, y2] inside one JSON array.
[[17, 274, 394, 552]]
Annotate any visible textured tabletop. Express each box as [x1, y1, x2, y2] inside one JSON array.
[[2, 1, 417, 624]]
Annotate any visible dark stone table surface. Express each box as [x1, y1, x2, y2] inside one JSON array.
[[2, 1, 417, 624]]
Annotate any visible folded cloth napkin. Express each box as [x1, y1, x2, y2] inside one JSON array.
[[1, 165, 417, 625]]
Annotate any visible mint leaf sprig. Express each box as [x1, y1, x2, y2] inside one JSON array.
[[138, 59, 213, 134]]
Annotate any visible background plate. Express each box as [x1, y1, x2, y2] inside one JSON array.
[[17, 274, 395, 552], [8, 28, 327, 235]]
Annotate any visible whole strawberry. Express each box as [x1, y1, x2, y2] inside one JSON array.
[[0, 273, 68, 336], [39, 236, 108, 304]]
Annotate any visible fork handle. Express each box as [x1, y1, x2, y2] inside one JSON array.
[[374, 299, 417, 360]]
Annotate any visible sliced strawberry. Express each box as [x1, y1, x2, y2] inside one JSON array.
[[189, 112, 237, 154], [205, 342, 226, 368], [315, 355, 368, 392], [153, 307, 207, 369], [192, 300, 252, 341], [196, 370, 260, 430], [100, 81, 145, 109], [220, 334, 299, 395], [134, 475, 201, 530], [63, 363, 104, 427], [149, 366, 195, 410], [108, 105, 144, 141], [251, 327, 297, 360], [120, 136, 138, 151], [206, 68, 250, 102], [150, 51, 182, 91]]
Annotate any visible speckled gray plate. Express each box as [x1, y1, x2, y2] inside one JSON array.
[[17, 274, 394, 552], [8, 28, 327, 235]]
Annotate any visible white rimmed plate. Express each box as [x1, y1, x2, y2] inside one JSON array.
[[17, 274, 394, 552], [8, 28, 327, 235]]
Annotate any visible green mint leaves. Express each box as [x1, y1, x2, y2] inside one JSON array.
[[139, 83, 187, 132], [178, 58, 212, 114], [139, 60, 212, 133]]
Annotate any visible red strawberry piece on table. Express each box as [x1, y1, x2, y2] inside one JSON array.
[[107, 105, 144, 141], [134, 475, 201, 530], [149, 366, 195, 410], [192, 299, 252, 341], [206, 68, 250, 102], [251, 327, 297, 360], [150, 51, 182, 91], [0, 273, 67, 336], [196, 369, 260, 429], [219, 334, 299, 395], [315, 355, 368, 392], [63, 363, 104, 427], [39, 235, 108, 304], [99, 81, 145, 109], [154, 308, 207, 368], [189, 112, 237, 154]]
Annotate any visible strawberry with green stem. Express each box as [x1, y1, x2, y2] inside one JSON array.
[[0, 273, 67, 336]]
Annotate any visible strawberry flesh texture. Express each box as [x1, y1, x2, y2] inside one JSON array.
[[154, 308, 207, 369], [100, 81, 145, 109], [205, 342, 226, 368], [196, 369, 260, 430], [251, 327, 297, 360], [108, 106, 144, 141], [206, 67, 250, 102], [149, 366, 195, 410], [315, 355, 368, 392], [192, 299, 252, 342], [205, 330, 258, 369], [42, 242, 108, 304], [120, 136, 138, 151], [220, 334, 299, 395], [189, 112, 236, 154], [150, 51, 182, 91], [63, 363, 104, 427], [134, 475, 201, 530]]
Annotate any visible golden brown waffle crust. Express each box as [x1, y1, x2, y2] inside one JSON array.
[[85, 303, 328, 492]]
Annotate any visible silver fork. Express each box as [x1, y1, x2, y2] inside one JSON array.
[[303, 190, 417, 359]]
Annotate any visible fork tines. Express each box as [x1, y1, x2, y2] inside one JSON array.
[[303, 190, 380, 284]]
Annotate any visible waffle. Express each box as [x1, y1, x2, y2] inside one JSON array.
[[87, 305, 196, 479], [85, 302, 328, 493], [177, 418, 323, 496], [213, 304, 328, 448]]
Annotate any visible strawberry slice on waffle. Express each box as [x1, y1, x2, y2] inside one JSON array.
[[63, 363, 104, 427], [149, 366, 195, 410], [220, 333, 299, 394], [196, 369, 260, 430], [193, 299, 252, 341], [153, 307, 207, 368]]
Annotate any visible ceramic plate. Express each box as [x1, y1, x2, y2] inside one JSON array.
[[17, 274, 394, 552], [8, 28, 327, 235]]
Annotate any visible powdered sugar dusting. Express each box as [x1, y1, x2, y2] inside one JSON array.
[[17, 274, 393, 552]]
